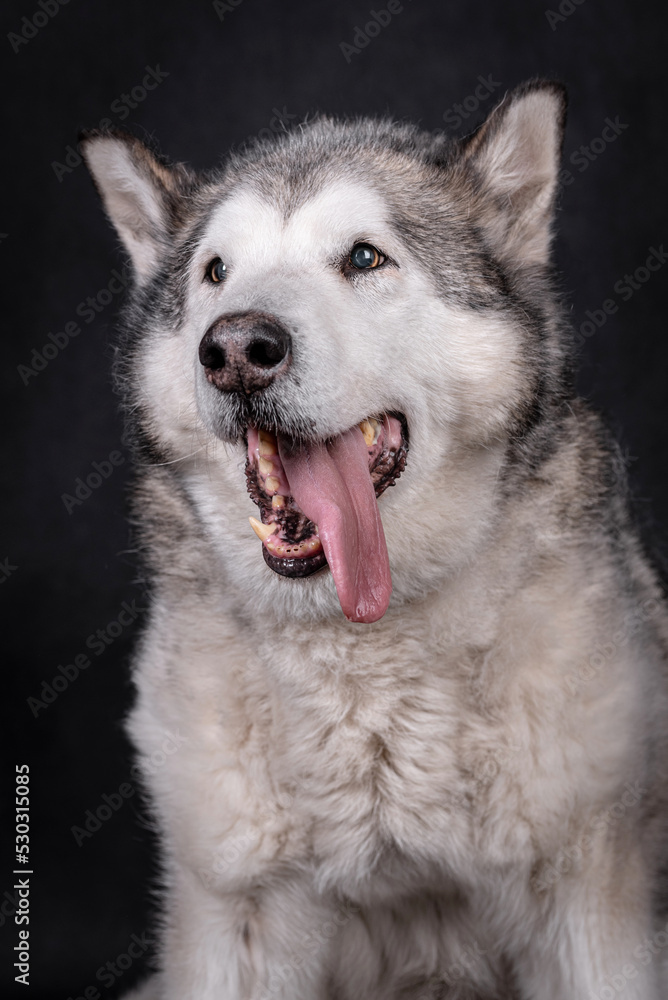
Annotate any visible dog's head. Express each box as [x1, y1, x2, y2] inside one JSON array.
[[82, 80, 568, 624]]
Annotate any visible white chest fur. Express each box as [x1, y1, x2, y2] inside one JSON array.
[[131, 589, 609, 907]]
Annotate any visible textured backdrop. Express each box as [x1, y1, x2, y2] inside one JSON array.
[[3, 0, 667, 995]]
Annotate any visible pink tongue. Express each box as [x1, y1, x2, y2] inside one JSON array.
[[278, 427, 392, 623]]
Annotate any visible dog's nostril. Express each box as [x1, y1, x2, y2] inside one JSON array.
[[199, 313, 292, 394], [247, 335, 289, 369], [199, 341, 226, 370]]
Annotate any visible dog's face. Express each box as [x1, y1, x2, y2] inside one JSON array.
[[82, 82, 567, 623]]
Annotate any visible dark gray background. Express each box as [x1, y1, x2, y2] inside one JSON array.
[[2, 0, 667, 996]]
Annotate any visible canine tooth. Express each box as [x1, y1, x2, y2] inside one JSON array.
[[359, 420, 375, 447], [249, 517, 278, 542], [265, 476, 280, 493], [258, 457, 273, 476], [272, 495, 286, 509], [258, 430, 278, 456], [359, 418, 380, 447]]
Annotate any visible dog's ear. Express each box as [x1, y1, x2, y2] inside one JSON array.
[[460, 80, 567, 267], [80, 130, 193, 281]]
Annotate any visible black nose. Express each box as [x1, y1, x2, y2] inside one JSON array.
[[199, 312, 292, 395]]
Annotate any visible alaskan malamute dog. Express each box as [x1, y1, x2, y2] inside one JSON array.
[[82, 80, 668, 999]]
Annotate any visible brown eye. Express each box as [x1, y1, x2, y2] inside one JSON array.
[[206, 257, 227, 283], [349, 243, 384, 270]]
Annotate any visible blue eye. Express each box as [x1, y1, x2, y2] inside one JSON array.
[[207, 258, 227, 283], [349, 243, 383, 270]]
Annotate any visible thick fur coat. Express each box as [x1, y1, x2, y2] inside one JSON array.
[[82, 81, 668, 999]]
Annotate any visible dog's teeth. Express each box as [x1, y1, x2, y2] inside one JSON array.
[[258, 430, 278, 456], [265, 476, 280, 493], [267, 535, 322, 558], [258, 457, 273, 476], [249, 517, 278, 542], [272, 495, 286, 509], [359, 420, 374, 446], [359, 419, 379, 447]]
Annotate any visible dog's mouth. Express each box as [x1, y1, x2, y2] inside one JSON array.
[[245, 414, 408, 623]]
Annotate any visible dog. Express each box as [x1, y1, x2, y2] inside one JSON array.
[[81, 80, 668, 999]]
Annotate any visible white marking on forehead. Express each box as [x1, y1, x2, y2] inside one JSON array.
[[201, 180, 393, 265], [283, 181, 391, 243]]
